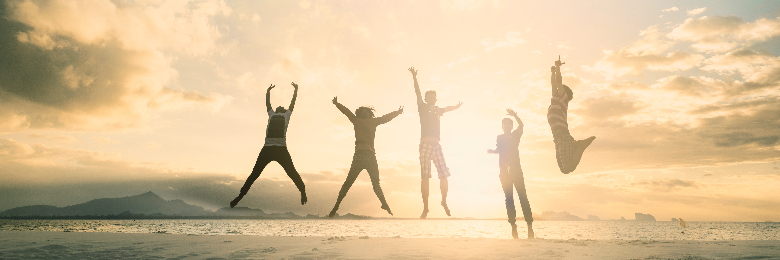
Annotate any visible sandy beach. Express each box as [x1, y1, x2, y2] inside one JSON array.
[[0, 231, 778, 259]]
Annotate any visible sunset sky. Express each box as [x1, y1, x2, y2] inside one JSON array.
[[1, 0, 779, 221]]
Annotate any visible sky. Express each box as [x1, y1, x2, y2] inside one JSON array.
[[1, 0, 779, 221]]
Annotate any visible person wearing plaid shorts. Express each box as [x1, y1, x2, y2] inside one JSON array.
[[409, 67, 462, 218], [548, 58, 595, 174], [489, 108, 534, 239], [328, 97, 403, 218]]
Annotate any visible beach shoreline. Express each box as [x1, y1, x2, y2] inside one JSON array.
[[1, 231, 778, 259]]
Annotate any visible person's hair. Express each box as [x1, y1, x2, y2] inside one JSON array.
[[355, 106, 375, 119], [425, 90, 436, 98], [502, 118, 513, 126], [562, 84, 573, 101]]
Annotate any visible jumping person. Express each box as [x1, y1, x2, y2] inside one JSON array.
[[548, 57, 596, 174], [408, 67, 462, 218], [231, 82, 306, 208], [488, 108, 534, 239], [328, 97, 404, 218]]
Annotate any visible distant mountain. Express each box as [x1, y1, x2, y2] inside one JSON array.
[[1, 191, 210, 217], [635, 213, 657, 221]]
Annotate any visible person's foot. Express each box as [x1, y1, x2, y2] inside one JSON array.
[[328, 208, 337, 218], [511, 224, 519, 239], [230, 194, 244, 208], [300, 191, 307, 205], [441, 201, 451, 217], [420, 208, 429, 219], [381, 204, 393, 216], [528, 228, 535, 239], [578, 136, 596, 150]]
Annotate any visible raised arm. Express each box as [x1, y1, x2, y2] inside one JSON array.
[[288, 82, 299, 112], [332, 97, 356, 122], [375, 106, 404, 125], [507, 108, 524, 137], [409, 67, 423, 106], [442, 101, 463, 114], [266, 84, 275, 112], [551, 56, 565, 97]]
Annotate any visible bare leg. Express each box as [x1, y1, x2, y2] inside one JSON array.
[[420, 178, 429, 218], [566, 136, 596, 173], [440, 178, 450, 216], [527, 222, 535, 239], [511, 223, 519, 239]]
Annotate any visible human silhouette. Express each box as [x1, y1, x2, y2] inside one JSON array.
[[230, 82, 306, 208], [408, 67, 462, 218], [328, 97, 404, 218], [548, 57, 596, 174], [488, 109, 534, 239]]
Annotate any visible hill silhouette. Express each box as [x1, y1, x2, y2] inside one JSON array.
[[1, 191, 210, 217]]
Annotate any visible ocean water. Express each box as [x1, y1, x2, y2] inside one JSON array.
[[0, 219, 777, 240]]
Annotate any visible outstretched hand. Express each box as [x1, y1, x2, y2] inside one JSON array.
[[408, 67, 417, 77], [267, 84, 275, 91], [398, 106, 404, 114], [332, 96, 338, 104], [555, 55, 565, 68], [506, 108, 517, 117], [291, 82, 298, 89], [455, 101, 463, 109]]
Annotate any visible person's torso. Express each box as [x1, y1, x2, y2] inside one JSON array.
[[418, 104, 441, 140], [497, 133, 521, 166], [264, 110, 291, 146], [547, 93, 569, 133], [353, 118, 379, 151]]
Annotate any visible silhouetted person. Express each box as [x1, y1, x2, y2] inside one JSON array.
[[328, 97, 403, 218], [231, 82, 306, 208], [548, 57, 596, 174], [408, 67, 462, 218], [488, 108, 534, 239]]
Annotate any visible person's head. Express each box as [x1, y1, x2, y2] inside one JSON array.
[[502, 118, 513, 134], [424, 90, 437, 105], [355, 106, 375, 119], [562, 84, 573, 101], [275, 106, 287, 113]]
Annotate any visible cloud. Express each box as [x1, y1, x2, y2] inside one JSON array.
[[573, 94, 644, 120], [662, 7, 679, 13], [482, 31, 525, 51], [652, 75, 727, 97], [585, 49, 704, 79], [687, 7, 706, 16], [0, 0, 233, 131], [635, 178, 699, 191], [669, 16, 780, 52], [701, 49, 780, 95]]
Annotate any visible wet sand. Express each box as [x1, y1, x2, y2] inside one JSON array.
[[1, 231, 778, 259]]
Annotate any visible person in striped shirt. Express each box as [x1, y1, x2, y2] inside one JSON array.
[[548, 58, 595, 174]]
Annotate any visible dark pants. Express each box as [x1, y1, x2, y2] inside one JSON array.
[[239, 146, 305, 195], [332, 149, 388, 210], [500, 163, 533, 225]]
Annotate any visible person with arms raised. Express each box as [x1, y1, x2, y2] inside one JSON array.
[[408, 67, 462, 218], [231, 82, 307, 208], [328, 97, 404, 218], [548, 57, 596, 174], [488, 108, 534, 239]]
